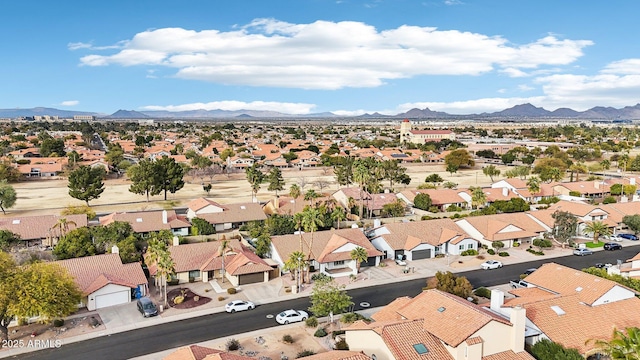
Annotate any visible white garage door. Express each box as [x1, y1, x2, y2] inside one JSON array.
[[95, 290, 130, 309]]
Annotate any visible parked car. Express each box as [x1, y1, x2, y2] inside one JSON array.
[[573, 248, 594, 256], [510, 279, 533, 289], [523, 268, 537, 276], [617, 233, 639, 241], [480, 260, 503, 270], [603, 242, 622, 251], [136, 297, 158, 317], [275, 309, 308, 325], [605, 235, 623, 242], [595, 263, 613, 269], [225, 300, 256, 313]]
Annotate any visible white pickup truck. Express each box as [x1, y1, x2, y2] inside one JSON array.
[[510, 279, 534, 289]]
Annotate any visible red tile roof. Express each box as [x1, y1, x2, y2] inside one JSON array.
[[0, 214, 87, 241]]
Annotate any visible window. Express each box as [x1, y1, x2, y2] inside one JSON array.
[[458, 245, 464, 250], [467, 244, 473, 249], [334, 260, 345, 266], [189, 270, 201, 279]]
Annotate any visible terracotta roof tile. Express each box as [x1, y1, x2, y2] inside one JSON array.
[[370, 218, 473, 250], [482, 350, 535, 360], [0, 214, 87, 241], [100, 210, 189, 233], [194, 202, 267, 225]]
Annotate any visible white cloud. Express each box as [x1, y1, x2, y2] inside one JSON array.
[[76, 19, 592, 89], [444, 0, 463, 5], [141, 100, 316, 114], [601, 59, 640, 75], [68, 41, 127, 51], [60, 100, 79, 106], [518, 84, 534, 91]]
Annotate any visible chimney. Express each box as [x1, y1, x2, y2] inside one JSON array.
[[502, 187, 508, 197], [594, 180, 599, 189], [490, 289, 505, 311], [274, 196, 279, 210], [173, 236, 180, 246], [632, 178, 637, 186], [510, 305, 526, 353], [162, 210, 168, 224], [111, 245, 119, 254]]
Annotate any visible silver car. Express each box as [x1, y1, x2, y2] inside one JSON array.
[[573, 248, 593, 256]]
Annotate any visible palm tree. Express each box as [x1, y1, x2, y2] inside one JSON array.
[[301, 206, 324, 283], [146, 237, 175, 307], [218, 239, 231, 283], [584, 221, 612, 244], [289, 183, 301, 213], [52, 217, 77, 238], [527, 176, 541, 203], [469, 187, 486, 210], [589, 327, 640, 359], [284, 251, 306, 290], [353, 164, 370, 219], [293, 212, 305, 252], [331, 206, 346, 230], [350, 247, 368, 274], [304, 189, 320, 207]]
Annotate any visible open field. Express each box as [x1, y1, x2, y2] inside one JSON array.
[[7, 163, 502, 217]]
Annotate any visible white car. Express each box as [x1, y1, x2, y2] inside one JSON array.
[[480, 260, 503, 270], [275, 309, 309, 325], [225, 300, 256, 313]]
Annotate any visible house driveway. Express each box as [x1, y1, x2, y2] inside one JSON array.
[[97, 301, 150, 329]]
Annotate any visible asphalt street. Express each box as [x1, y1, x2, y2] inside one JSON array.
[[15, 246, 638, 360]]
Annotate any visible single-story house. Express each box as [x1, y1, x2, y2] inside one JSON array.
[[397, 189, 469, 211], [367, 218, 477, 261], [55, 253, 148, 311], [186, 198, 267, 232], [270, 228, 383, 278], [100, 210, 190, 236], [0, 214, 88, 246], [455, 212, 547, 248]]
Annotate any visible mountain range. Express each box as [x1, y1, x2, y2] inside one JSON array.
[[2, 103, 640, 120]]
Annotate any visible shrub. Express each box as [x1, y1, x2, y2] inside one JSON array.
[[218, 296, 225, 301], [340, 312, 368, 324], [53, 319, 65, 327], [498, 251, 510, 257], [282, 334, 294, 344], [227, 287, 237, 295], [305, 317, 318, 328], [428, 206, 440, 213], [533, 238, 553, 249], [461, 249, 478, 256], [18, 318, 28, 326], [447, 204, 462, 212], [491, 241, 505, 250], [513, 241, 520, 247], [526, 248, 544, 256], [334, 339, 349, 350], [174, 295, 184, 304], [332, 330, 346, 338], [314, 328, 328, 337], [297, 350, 316, 358], [285, 287, 292, 293], [473, 287, 491, 299], [569, 190, 581, 197], [226, 338, 240, 351], [378, 262, 387, 267], [421, 215, 434, 220], [435, 253, 445, 258], [311, 273, 331, 282]]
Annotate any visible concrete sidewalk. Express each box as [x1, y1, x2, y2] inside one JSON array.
[[0, 242, 624, 359]]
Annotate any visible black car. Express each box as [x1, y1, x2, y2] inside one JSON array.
[[137, 297, 158, 317], [604, 242, 622, 251]]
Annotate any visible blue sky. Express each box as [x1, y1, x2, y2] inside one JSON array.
[[3, 0, 640, 115]]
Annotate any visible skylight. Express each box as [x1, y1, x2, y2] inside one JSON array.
[[12, 219, 19, 225], [437, 307, 446, 313], [413, 343, 429, 355], [240, 205, 246, 210], [136, 218, 143, 223], [550, 305, 565, 315]]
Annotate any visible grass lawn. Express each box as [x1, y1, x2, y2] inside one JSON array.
[[585, 241, 605, 249]]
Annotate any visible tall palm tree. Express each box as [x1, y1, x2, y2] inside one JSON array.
[[293, 212, 305, 252], [52, 217, 77, 238], [331, 206, 346, 230], [469, 187, 486, 210], [584, 221, 612, 244], [218, 239, 231, 283], [527, 176, 541, 203], [301, 206, 324, 283], [146, 237, 175, 307], [353, 164, 370, 219], [589, 327, 640, 359], [304, 189, 320, 207], [289, 183, 301, 214], [350, 247, 368, 274], [284, 251, 306, 290]]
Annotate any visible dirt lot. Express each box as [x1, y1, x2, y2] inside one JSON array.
[[8, 163, 498, 217]]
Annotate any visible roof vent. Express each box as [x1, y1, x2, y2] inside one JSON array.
[[437, 307, 446, 313], [550, 305, 565, 316], [575, 287, 583, 292], [136, 218, 143, 223], [413, 344, 429, 355], [240, 205, 246, 210], [11, 219, 19, 225]]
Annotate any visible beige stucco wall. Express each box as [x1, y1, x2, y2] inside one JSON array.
[[346, 330, 395, 360]]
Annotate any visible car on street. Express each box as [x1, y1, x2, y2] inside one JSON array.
[[225, 300, 256, 313], [573, 248, 594, 256], [480, 260, 503, 270], [617, 233, 639, 241], [276, 309, 308, 325], [523, 268, 537, 276], [136, 297, 158, 317], [603, 242, 623, 251], [595, 263, 613, 269]]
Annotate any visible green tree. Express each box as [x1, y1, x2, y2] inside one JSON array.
[[425, 173, 444, 183], [584, 221, 611, 244], [127, 158, 156, 202], [334, 157, 354, 187], [0, 180, 16, 214], [445, 149, 475, 170], [482, 165, 500, 182], [304, 189, 320, 207], [0, 230, 20, 251], [380, 160, 408, 191], [552, 210, 578, 247], [68, 165, 106, 205], [0, 161, 20, 182], [350, 246, 368, 274], [589, 327, 640, 360], [301, 206, 324, 283], [191, 217, 216, 235], [432, 271, 473, 299], [413, 193, 432, 211], [153, 156, 186, 201], [529, 339, 583, 360], [53, 227, 96, 260], [331, 206, 346, 230], [245, 164, 264, 202], [114, 235, 140, 263], [146, 235, 175, 306], [267, 167, 285, 196], [446, 163, 459, 175], [0, 257, 82, 343], [61, 204, 96, 220], [284, 250, 306, 285], [381, 200, 406, 218], [309, 277, 353, 318], [353, 164, 370, 219], [105, 143, 125, 174], [254, 231, 271, 258], [470, 186, 486, 209], [623, 215, 640, 235], [219, 238, 232, 284], [527, 176, 541, 201], [39, 137, 65, 157]]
